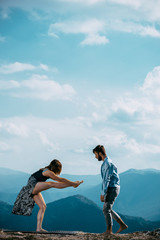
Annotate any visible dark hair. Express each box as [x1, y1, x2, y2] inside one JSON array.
[[93, 145, 106, 156], [44, 159, 62, 174]]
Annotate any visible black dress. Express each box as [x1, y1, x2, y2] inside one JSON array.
[[12, 169, 49, 216]]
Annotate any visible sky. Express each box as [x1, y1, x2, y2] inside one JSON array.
[[0, 0, 160, 175]]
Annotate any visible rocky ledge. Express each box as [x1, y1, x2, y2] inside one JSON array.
[[0, 229, 160, 240]]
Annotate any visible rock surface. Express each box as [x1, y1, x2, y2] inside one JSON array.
[[0, 229, 160, 240]]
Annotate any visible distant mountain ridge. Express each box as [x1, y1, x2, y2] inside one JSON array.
[[121, 168, 160, 174], [80, 168, 160, 221], [0, 167, 29, 175], [0, 167, 160, 221], [0, 167, 101, 203], [0, 167, 101, 191], [114, 168, 160, 221], [0, 195, 160, 233]]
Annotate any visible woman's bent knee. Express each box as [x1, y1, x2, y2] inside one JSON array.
[[40, 204, 46, 212]]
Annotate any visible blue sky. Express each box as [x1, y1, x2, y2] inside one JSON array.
[[0, 0, 160, 175]]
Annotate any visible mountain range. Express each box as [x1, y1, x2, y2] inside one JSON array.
[[0, 167, 160, 221], [114, 168, 160, 221], [81, 168, 160, 221], [0, 195, 160, 233]]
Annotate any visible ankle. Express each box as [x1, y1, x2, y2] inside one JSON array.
[[105, 230, 113, 235]]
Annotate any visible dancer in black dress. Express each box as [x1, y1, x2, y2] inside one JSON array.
[[12, 159, 83, 232]]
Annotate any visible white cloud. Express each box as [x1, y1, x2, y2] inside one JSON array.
[[80, 65, 160, 171], [59, 0, 159, 11], [0, 80, 20, 90], [107, 20, 160, 38], [49, 19, 105, 34], [60, 0, 106, 4], [48, 18, 160, 47], [0, 99, 160, 173], [36, 130, 59, 152], [0, 62, 49, 74], [112, 96, 154, 116], [0, 2, 160, 173], [124, 139, 160, 155], [0, 36, 6, 42], [66, 0, 160, 22], [0, 116, 136, 173], [141, 66, 160, 93], [109, 0, 143, 8], [1, 0, 160, 48], [0, 116, 97, 173], [5, 122, 29, 137], [0, 74, 76, 101], [1, 0, 160, 23], [39, 64, 49, 71], [110, 66, 160, 119], [0, 141, 10, 151], [81, 33, 109, 46], [129, 24, 160, 38], [49, 19, 109, 46], [140, 26, 160, 37], [0, 62, 35, 74]]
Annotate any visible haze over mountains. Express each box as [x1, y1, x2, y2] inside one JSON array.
[[0, 167, 160, 221], [0, 167, 160, 232], [0, 195, 160, 233], [114, 169, 160, 221]]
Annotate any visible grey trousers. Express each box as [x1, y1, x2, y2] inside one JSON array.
[[103, 187, 120, 226]]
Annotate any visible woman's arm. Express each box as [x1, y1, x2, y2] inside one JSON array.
[[43, 170, 83, 187]]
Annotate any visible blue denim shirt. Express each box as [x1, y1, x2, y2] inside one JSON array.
[[101, 156, 120, 196]]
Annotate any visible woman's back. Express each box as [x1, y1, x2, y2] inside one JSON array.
[[31, 169, 49, 182]]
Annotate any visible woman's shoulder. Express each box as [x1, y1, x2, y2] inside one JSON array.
[[42, 168, 51, 178], [42, 168, 49, 173]]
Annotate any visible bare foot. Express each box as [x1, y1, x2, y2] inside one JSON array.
[[102, 231, 113, 235], [79, 180, 84, 185], [116, 223, 128, 233], [36, 228, 48, 232]]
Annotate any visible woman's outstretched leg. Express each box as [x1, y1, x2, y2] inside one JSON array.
[[33, 193, 47, 232], [32, 181, 76, 195]]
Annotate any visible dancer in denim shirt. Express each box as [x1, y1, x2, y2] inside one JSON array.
[[93, 145, 128, 235]]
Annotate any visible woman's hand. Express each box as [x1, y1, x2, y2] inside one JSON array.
[[73, 180, 83, 188]]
